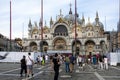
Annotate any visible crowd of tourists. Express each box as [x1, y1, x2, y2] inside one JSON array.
[[20, 52, 109, 80], [20, 52, 49, 77]]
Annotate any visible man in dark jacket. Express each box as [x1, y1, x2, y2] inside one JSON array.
[[52, 53, 60, 80], [20, 55, 27, 77]]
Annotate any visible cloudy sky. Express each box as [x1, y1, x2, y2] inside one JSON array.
[[0, 0, 119, 39]]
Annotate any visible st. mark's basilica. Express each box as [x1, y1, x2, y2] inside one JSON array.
[[22, 5, 109, 55]]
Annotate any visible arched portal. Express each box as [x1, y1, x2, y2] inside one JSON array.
[[85, 40, 95, 55], [29, 42, 37, 52], [72, 40, 81, 55], [100, 40, 107, 54], [40, 41, 48, 53], [53, 37, 66, 50]]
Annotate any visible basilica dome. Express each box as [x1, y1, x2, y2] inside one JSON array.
[[92, 21, 104, 29], [92, 12, 104, 29], [64, 14, 82, 25]]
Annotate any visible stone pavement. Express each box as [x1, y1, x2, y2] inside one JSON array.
[[0, 63, 120, 80]]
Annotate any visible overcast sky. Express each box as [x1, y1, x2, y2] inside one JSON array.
[[0, 0, 119, 39]]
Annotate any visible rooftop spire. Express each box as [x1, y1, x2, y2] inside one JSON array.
[[60, 9, 62, 15], [69, 3, 72, 14], [45, 20, 46, 27], [28, 19, 32, 27], [82, 13, 85, 27], [96, 11, 99, 18], [50, 17, 53, 24], [88, 17, 90, 23], [82, 13, 85, 20], [50, 17, 53, 27], [95, 11, 99, 22]]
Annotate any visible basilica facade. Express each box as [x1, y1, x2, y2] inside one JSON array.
[[22, 7, 109, 55]]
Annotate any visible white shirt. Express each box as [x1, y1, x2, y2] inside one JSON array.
[[40, 56, 43, 61], [104, 58, 108, 64], [45, 55, 48, 61], [78, 57, 82, 62], [26, 55, 33, 65]]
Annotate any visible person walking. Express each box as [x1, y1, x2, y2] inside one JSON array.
[[69, 54, 75, 73], [26, 52, 34, 77], [20, 55, 27, 77], [65, 55, 70, 72], [52, 53, 60, 80]]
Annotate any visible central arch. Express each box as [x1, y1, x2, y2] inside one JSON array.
[[85, 40, 95, 55], [53, 37, 66, 50]]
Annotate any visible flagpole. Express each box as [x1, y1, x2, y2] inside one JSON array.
[[10, 0, 12, 51], [41, 0, 43, 40], [74, 0, 77, 56], [40, 0, 43, 53]]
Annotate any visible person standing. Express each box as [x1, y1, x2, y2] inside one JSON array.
[[36, 55, 40, 66], [20, 55, 27, 77], [45, 54, 48, 64], [77, 55, 82, 67], [26, 52, 34, 77], [52, 53, 60, 80], [93, 55, 97, 65], [103, 56, 108, 70], [98, 55, 103, 70], [40, 56, 43, 65]]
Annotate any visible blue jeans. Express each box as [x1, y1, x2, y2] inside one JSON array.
[[65, 62, 70, 72]]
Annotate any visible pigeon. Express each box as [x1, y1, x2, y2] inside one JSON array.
[[0, 53, 9, 60]]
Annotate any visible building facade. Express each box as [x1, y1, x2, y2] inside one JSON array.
[[22, 8, 109, 55], [0, 33, 22, 52]]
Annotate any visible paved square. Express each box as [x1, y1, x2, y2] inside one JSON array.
[[0, 63, 120, 80]]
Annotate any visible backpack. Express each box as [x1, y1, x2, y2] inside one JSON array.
[[65, 57, 70, 62], [70, 56, 75, 64]]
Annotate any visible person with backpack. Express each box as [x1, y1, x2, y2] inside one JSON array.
[[69, 54, 75, 73], [52, 53, 61, 80], [20, 55, 27, 77]]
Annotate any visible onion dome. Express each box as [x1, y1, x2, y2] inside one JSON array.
[[64, 3, 82, 25], [64, 13, 82, 25], [92, 11, 104, 29], [86, 17, 93, 27]]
